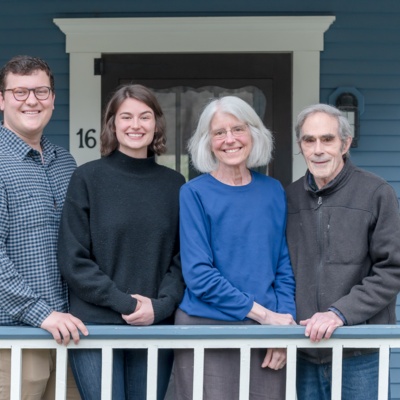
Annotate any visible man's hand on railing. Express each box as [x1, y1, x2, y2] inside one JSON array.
[[40, 311, 89, 345], [261, 348, 287, 370], [300, 311, 344, 342], [121, 294, 155, 326]]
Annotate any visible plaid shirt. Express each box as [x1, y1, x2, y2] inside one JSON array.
[[0, 125, 76, 326]]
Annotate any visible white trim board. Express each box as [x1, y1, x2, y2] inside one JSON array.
[[54, 16, 336, 180]]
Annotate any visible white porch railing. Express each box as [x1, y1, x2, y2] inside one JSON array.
[[1, 324, 398, 400]]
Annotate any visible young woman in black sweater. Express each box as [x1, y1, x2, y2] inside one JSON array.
[[58, 84, 185, 400]]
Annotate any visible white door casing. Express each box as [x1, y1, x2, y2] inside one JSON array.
[[54, 16, 335, 180]]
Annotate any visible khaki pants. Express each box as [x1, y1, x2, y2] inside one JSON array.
[[0, 349, 81, 400]]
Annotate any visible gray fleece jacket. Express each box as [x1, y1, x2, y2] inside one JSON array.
[[286, 159, 400, 364]]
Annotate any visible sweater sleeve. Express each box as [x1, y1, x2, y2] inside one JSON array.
[[150, 174, 186, 323], [331, 183, 400, 325], [151, 246, 185, 324], [274, 203, 296, 319], [57, 170, 137, 316], [180, 184, 254, 320]]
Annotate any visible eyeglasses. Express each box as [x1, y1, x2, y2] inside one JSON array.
[[211, 124, 248, 140], [3, 86, 52, 101]]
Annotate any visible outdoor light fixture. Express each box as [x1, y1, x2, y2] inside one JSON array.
[[335, 92, 359, 148]]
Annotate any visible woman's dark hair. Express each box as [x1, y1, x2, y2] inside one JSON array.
[[100, 84, 166, 157], [0, 55, 54, 92]]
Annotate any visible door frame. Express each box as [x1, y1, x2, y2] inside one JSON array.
[[54, 15, 335, 181]]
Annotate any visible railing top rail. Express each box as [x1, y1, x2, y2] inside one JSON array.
[[1, 324, 400, 340]]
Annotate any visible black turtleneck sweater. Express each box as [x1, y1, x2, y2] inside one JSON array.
[[58, 150, 186, 325]]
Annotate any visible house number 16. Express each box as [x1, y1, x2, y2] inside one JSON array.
[[76, 128, 97, 149]]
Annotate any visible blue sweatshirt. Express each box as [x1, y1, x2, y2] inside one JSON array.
[[179, 171, 296, 321]]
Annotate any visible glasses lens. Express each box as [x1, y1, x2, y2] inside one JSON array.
[[232, 125, 247, 136], [212, 129, 227, 139], [34, 87, 50, 100], [13, 88, 29, 100]]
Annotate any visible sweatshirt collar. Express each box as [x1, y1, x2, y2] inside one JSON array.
[[304, 158, 355, 196]]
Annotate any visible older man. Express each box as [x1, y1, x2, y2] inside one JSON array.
[[0, 55, 87, 399], [286, 103, 400, 400]]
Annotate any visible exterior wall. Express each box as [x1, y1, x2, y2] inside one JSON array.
[[1, 0, 400, 397], [318, 6, 400, 206]]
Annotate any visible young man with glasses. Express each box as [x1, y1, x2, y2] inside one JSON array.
[[0, 55, 88, 400]]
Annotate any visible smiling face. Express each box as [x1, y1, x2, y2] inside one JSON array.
[[0, 70, 55, 145], [299, 111, 352, 189], [114, 97, 156, 159], [210, 111, 252, 171]]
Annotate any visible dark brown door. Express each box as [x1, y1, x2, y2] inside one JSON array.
[[100, 53, 292, 186]]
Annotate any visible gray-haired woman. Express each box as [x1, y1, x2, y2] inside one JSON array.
[[174, 96, 296, 400]]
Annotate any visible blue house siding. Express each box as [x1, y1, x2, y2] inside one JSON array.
[[317, 7, 400, 206], [1, 0, 400, 397]]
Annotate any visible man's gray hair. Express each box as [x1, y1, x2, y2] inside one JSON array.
[[295, 103, 353, 158], [189, 96, 274, 173]]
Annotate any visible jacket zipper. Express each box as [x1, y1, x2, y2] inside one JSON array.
[[316, 195, 324, 363], [315, 196, 323, 312]]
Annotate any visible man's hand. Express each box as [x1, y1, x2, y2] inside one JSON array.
[[121, 294, 155, 326], [261, 348, 287, 370], [300, 311, 343, 342], [41, 311, 88, 345]]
